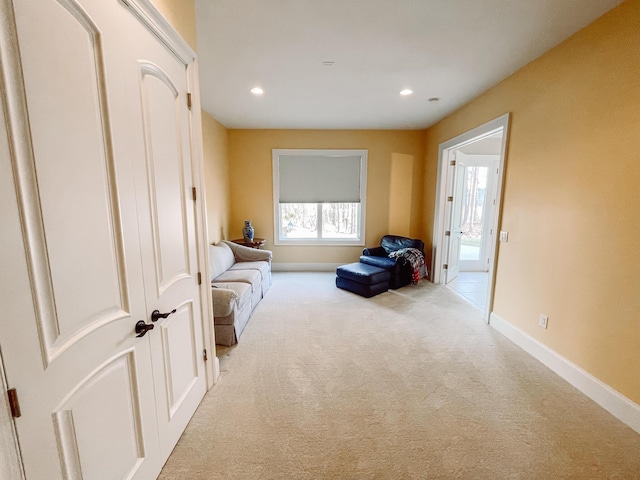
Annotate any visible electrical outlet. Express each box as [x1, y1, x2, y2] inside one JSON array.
[[499, 231, 509, 242], [539, 314, 549, 329]]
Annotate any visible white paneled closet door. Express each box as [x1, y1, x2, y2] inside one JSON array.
[[0, 0, 208, 478], [117, 4, 208, 460]]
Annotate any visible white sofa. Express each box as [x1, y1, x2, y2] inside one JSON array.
[[209, 240, 272, 346]]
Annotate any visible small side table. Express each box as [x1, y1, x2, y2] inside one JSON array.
[[231, 238, 266, 249]]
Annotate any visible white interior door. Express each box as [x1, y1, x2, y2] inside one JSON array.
[[123, 18, 207, 459], [446, 161, 466, 283], [0, 0, 206, 477], [0, 1, 163, 478], [457, 155, 500, 272]]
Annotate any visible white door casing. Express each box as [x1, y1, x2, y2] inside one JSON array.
[[432, 113, 510, 323], [0, 0, 212, 477]]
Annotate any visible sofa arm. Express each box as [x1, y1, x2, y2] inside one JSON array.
[[362, 246, 387, 257], [222, 240, 273, 264], [211, 286, 238, 317]]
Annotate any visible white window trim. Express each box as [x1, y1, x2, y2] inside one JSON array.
[[272, 149, 367, 246]]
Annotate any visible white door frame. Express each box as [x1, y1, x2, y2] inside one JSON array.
[[431, 113, 510, 323]]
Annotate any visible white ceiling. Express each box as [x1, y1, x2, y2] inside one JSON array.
[[194, 0, 623, 130]]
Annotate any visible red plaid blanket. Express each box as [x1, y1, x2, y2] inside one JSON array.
[[388, 247, 426, 284]]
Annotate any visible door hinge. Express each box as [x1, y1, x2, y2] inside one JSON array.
[[445, 231, 451, 236], [197, 272, 202, 285], [203, 349, 208, 362], [192, 187, 197, 201], [7, 388, 21, 418], [450, 160, 456, 166], [447, 196, 454, 202], [443, 264, 448, 270], [187, 92, 192, 110]]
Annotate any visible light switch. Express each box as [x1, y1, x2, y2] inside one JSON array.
[[499, 231, 509, 242]]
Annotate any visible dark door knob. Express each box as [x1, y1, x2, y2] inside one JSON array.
[[135, 320, 155, 337], [151, 309, 176, 322]]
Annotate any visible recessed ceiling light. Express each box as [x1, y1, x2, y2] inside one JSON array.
[[400, 89, 413, 96], [250, 87, 264, 95], [428, 97, 440, 102], [322, 61, 335, 67]]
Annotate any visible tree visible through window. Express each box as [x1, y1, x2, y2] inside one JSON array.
[[281, 203, 360, 239], [460, 165, 488, 260]]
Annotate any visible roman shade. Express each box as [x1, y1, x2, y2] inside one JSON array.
[[278, 154, 363, 203]]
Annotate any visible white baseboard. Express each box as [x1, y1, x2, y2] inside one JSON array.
[[490, 312, 640, 435], [272, 263, 340, 272], [213, 356, 220, 385]]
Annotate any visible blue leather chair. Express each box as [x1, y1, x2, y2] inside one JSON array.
[[360, 235, 425, 289]]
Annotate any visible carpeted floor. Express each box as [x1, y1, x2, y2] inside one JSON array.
[[158, 272, 640, 479]]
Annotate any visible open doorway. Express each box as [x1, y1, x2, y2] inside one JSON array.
[[446, 144, 500, 312], [431, 114, 510, 322]]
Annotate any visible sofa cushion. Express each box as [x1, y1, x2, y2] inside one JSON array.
[[230, 260, 270, 280], [214, 269, 262, 294], [232, 261, 272, 297], [211, 282, 251, 324], [209, 243, 236, 281]]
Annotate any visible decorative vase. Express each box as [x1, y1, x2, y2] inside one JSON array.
[[242, 220, 254, 243]]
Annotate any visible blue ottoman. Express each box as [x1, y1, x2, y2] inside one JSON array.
[[336, 262, 390, 297]]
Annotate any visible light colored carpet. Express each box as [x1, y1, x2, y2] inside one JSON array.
[[159, 272, 640, 479]]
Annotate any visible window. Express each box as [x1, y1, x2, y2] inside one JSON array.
[[272, 149, 367, 245]]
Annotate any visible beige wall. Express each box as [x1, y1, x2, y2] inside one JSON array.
[[227, 130, 425, 265], [149, 0, 197, 52], [202, 111, 230, 243], [423, 0, 640, 404], [388, 153, 415, 237]]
